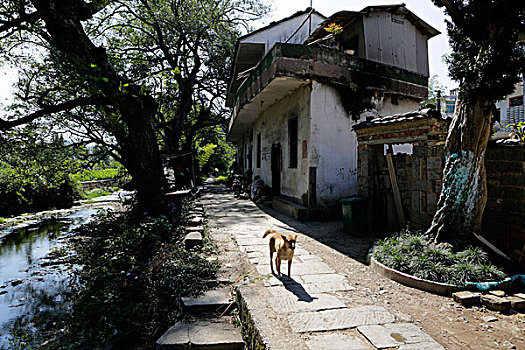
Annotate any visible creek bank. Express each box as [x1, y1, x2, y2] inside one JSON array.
[[0, 193, 125, 348]]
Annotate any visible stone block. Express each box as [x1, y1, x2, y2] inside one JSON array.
[[488, 290, 506, 298], [184, 232, 203, 250], [358, 323, 435, 349], [452, 291, 481, 307], [185, 226, 204, 234], [426, 157, 442, 170], [156, 318, 243, 350], [481, 295, 511, 313], [268, 293, 345, 314], [306, 334, 371, 350], [507, 296, 525, 312], [188, 216, 204, 226], [182, 288, 232, 315]]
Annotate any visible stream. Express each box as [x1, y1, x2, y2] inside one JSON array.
[[0, 193, 129, 348]]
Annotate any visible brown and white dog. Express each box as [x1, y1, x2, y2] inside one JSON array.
[[262, 229, 299, 278]]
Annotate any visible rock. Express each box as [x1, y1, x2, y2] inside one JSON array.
[[0, 291, 7, 296], [184, 232, 203, 250], [453, 291, 481, 307], [481, 295, 511, 313], [488, 290, 506, 297], [10, 279, 24, 287], [503, 340, 516, 349], [507, 296, 525, 312], [481, 316, 498, 323]]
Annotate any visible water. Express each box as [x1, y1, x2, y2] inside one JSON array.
[[0, 205, 113, 348]]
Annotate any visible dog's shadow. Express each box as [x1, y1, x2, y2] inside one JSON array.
[[274, 274, 317, 303]]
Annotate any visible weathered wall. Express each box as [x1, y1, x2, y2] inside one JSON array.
[[242, 13, 326, 54], [362, 10, 430, 76], [483, 143, 525, 257], [309, 82, 359, 211], [251, 85, 311, 201]]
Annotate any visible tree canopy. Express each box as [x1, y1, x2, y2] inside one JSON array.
[[428, 0, 525, 246], [0, 0, 268, 214]]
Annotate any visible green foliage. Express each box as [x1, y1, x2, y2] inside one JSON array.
[[0, 125, 83, 216], [70, 168, 120, 182], [420, 75, 447, 109], [65, 208, 217, 348], [433, 1, 525, 103], [195, 126, 236, 176], [372, 231, 507, 286]]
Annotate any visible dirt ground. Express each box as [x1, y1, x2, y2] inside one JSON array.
[[203, 185, 525, 350]]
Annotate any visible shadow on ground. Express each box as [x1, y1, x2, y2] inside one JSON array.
[[205, 184, 382, 265]]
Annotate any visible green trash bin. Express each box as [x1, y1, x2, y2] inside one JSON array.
[[340, 197, 367, 235]]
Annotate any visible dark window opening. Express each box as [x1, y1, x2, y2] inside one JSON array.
[[256, 133, 261, 168], [510, 96, 524, 108], [288, 117, 298, 168]]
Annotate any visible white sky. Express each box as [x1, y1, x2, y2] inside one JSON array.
[[0, 0, 457, 104], [257, 0, 458, 91]]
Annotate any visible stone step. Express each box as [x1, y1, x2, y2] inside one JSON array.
[[272, 197, 308, 220], [186, 226, 205, 234], [156, 318, 244, 350], [188, 216, 204, 226], [184, 232, 203, 250], [182, 288, 234, 315]]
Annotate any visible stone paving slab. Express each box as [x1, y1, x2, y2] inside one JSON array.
[[181, 288, 232, 314], [288, 306, 396, 333], [268, 293, 345, 314], [256, 261, 336, 276], [305, 333, 373, 350], [398, 342, 446, 350], [358, 323, 435, 349], [299, 274, 355, 292]]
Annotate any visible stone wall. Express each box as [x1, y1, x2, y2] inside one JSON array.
[[482, 143, 525, 257], [356, 125, 525, 257]]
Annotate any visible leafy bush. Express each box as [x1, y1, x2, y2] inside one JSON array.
[[372, 230, 507, 286], [63, 209, 217, 349]]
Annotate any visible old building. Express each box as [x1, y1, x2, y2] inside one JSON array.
[[226, 5, 439, 217]]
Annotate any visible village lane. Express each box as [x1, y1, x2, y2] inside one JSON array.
[[201, 184, 525, 350]]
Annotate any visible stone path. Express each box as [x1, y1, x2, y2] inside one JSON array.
[[201, 186, 446, 350]]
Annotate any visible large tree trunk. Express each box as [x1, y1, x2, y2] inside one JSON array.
[[31, 0, 166, 215], [426, 94, 492, 247]]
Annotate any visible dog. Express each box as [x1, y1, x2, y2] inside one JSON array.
[[262, 229, 299, 279]]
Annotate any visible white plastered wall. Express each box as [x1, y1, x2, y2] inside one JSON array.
[[309, 82, 359, 210], [251, 85, 311, 203]]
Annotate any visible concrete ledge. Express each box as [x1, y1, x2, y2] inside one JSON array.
[[370, 257, 462, 296], [272, 197, 308, 221]]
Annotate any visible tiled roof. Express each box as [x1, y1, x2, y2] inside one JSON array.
[[352, 108, 445, 130]]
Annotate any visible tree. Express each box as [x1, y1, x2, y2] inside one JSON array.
[[0, 0, 167, 215], [420, 75, 447, 110], [0, 0, 268, 214], [427, 0, 525, 246]]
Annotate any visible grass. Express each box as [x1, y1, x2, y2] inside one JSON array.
[[71, 168, 123, 182], [372, 230, 507, 286], [81, 187, 119, 199]]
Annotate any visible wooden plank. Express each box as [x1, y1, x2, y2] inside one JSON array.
[[386, 145, 406, 228]]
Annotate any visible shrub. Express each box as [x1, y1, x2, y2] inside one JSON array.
[[63, 208, 217, 349], [372, 231, 507, 286]]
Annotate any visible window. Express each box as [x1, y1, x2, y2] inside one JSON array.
[[288, 117, 298, 168], [256, 133, 261, 168], [510, 96, 524, 108]]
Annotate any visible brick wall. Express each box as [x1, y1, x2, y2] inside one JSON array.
[[482, 143, 525, 256]]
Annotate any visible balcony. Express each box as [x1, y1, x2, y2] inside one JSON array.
[[227, 43, 428, 141]]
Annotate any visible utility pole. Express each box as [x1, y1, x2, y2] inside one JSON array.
[[309, 0, 313, 35]]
